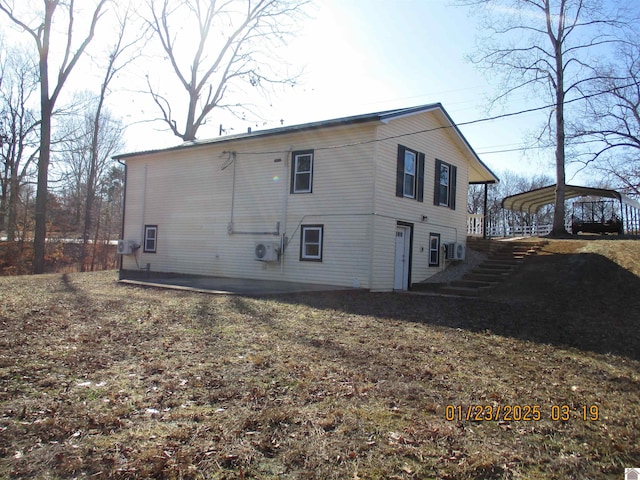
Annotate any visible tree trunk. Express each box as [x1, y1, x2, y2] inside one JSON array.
[[0, 180, 6, 234], [80, 178, 95, 272], [33, 102, 51, 274], [6, 172, 19, 242], [551, 15, 568, 237], [32, 1, 55, 274]]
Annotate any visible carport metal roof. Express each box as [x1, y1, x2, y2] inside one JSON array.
[[501, 184, 640, 213]]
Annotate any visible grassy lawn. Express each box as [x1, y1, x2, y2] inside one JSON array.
[[0, 238, 639, 479]]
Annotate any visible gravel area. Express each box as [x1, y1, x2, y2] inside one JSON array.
[[418, 248, 487, 284]]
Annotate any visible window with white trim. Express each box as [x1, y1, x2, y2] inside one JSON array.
[[144, 225, 158, 253], [300, 225, 323, 261], [403, 149, 416, 198], [396, 145, 425, 201], [434, 159, 457, 209], [429, 233, 440, 266], [291, 150, 313, 193], [439, 164, 450, 205]]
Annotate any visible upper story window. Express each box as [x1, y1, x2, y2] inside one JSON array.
[[434, 159, 457, 209], [403, 150, 416, 198], [439, 163, 450, 205], [291, 150, 314, 194], [144, 225, 158, 253], [396, 145, 425, 201]]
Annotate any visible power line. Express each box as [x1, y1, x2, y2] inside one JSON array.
[[231, 81, 638, 157]]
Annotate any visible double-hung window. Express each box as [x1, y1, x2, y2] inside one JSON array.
[[300, 225, 323, 261], [403, 150, 416, 198], [429, 233, 440, 266], [291, 150, 314, 194], [144, 225, 158, 253], [396, 145, 425, 201], [434, 159, 457, 209]]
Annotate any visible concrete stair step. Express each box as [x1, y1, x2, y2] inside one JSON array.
[[438, 286, 480, 297], [466, 272, 506, 282], [483, 260, 521, 267], [489, 255, 525, 262], [451, 279, 497, 289], [473, 267, 512, 275]]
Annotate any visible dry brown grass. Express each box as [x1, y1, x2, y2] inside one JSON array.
[[1, 238, 639, 479]]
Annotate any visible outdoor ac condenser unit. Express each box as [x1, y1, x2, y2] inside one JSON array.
[[254, 241, 280, 262], [445, 242, 466, 261], [117, 240, 137, 255], [445, 242, 457, 260]]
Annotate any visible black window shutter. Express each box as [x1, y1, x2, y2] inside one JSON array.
[[290, 155, 296, 194], [434, 159, 442, 205], [396, 145, 405, 197], [450, 165, 457, 210], [417, 152, 425, 202]]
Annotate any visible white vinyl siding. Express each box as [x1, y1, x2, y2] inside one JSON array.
[[121, 124, 376, 288], [370, 110, 470, 290], [121, 108, 478, 292]]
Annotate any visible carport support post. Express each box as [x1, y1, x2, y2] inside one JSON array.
[[483, 183, 489, 239], [625, 203, 630, 235]]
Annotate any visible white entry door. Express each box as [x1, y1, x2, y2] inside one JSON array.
[[394, 226, 410, 290]]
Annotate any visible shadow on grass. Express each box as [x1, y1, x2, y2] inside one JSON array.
[[270, 252, 640, 361]]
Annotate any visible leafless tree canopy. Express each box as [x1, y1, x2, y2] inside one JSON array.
[[463, 0, 637, 235], [0, 0, 110, 273], [572, 42, 640, 195], [0, 46, 40, 242], [143, 0, 309, 142]]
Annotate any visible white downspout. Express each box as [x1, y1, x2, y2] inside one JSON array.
[[281, 149, 291, 273], [141, 163, 147, 242], [229, 152, 237, 232]]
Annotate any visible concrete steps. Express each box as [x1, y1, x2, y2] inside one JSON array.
[[435, 238, 546, 297]]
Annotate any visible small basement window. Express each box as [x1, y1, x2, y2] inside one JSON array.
[[300, 225, 323, 261], [429, 233, 440, 266], [144, 225, 158, 253]]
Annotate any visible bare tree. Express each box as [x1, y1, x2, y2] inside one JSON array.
[[0, 46, 40, 242], [573, 41, 640, 195], [464, 0, 636, 236], [470, 170, 554, 236], [77, 11, 139, 271], [56, 101, 124, 267], [0, 0, 110, 273], [143, 0, 309, 142]]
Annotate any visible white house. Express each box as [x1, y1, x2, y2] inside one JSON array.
[[115, 103, 498, 291]]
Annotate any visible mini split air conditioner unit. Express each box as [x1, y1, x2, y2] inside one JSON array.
[[117, 240, 138, 255], [445, 242, 466, 261], [254, 241, 280, 262]]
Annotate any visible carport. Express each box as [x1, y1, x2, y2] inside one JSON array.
[[501, 184, 640, 235]]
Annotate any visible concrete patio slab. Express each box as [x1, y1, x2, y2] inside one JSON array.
[[118, 273, 355, 296]]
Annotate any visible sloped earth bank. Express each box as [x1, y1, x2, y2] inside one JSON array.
[[0, 239, 639, 479]]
